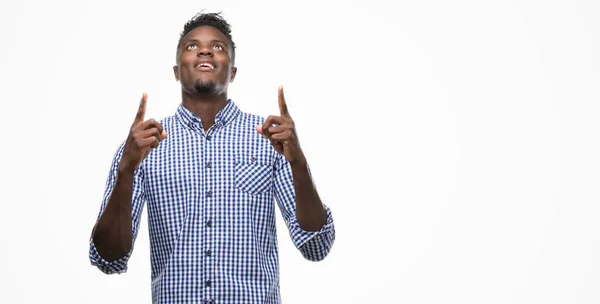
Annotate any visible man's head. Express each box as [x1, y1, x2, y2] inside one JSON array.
[[173, 12, 237, 96]]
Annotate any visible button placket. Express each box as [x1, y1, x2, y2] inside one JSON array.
[[199, 121, 214, 300]]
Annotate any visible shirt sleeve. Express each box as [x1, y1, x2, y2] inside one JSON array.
[[273, 154, 335, 262], [89, 143, 147, 274]]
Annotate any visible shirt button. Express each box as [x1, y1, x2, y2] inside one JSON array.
[[206, 191, 212, 197], [205, 280, 211, 287], [206, 220, 212, 227], [206, 162, 211, 168], [206, 135, 211, 141], [205, 249, 211, 257]]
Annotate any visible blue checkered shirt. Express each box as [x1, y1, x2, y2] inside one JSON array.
[[89, 100, 335, 304]]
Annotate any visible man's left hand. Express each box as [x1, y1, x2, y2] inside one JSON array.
[[256, 86, 306, 165]]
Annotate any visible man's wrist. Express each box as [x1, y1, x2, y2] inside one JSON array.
[[117, 159, 137, 176], [289, 156, 308, 173], [289, 154, 307, 167]]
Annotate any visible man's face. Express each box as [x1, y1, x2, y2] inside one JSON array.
[[174, 26, 237, 95]]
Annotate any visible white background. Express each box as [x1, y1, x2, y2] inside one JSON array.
[[0, 0, 599, 303]]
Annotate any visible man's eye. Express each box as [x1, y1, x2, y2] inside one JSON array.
[[186, 44, 197, 50], [213, 45, 224, 51]]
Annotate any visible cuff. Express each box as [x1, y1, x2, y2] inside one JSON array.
[[89, 238, 129, 275], [288, 205, 335, 249]]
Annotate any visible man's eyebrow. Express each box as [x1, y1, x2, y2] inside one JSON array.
[[182, 39, 199, 45], [181, 39, 228, 46]]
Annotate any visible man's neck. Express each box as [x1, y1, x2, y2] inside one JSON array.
[[182, 92, 229, 132]]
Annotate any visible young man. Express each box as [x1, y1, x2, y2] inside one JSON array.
[[89, 12, 335, 304]]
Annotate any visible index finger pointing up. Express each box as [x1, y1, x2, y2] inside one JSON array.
[[278, 85, 290, 117], [134, 92, 147, 124]]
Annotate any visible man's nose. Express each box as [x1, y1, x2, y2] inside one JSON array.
[[197, 46, 213, 57]]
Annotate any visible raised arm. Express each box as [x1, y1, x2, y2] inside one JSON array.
[[90, 93, 167, 267], [258, 86, 335, 261]]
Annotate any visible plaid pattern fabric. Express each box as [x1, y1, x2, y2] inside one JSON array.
[[89, 100, 335, 304]]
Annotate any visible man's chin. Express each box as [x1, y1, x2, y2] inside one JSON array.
[[193, 80, 217, 94]]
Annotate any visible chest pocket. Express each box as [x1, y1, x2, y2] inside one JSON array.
[[234, 152, 275, 195]]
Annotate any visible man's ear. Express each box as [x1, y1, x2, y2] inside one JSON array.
[[230, 67, 237, 83], [173, 65, 180, 81]]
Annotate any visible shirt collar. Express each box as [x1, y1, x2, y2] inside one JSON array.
[[176, 99, 241, 130]]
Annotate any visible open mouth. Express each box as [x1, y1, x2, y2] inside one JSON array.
[[195, 62, 216, 70]]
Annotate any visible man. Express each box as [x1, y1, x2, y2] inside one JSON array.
[[89, 12, 335, 304]]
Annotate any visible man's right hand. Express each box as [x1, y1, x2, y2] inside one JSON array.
[[119, 93, 168, 173]]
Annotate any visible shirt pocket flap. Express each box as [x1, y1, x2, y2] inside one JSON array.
[[234, 152, 274, 195]]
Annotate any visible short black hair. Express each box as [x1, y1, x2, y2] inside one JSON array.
[[176, 12, 236, 62]]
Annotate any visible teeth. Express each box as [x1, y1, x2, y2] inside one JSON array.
[[197, 63, 214, 69]]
